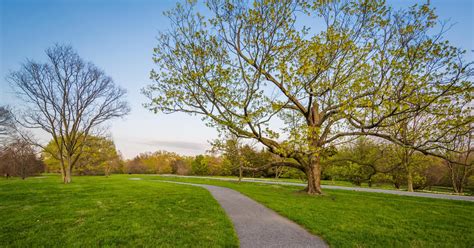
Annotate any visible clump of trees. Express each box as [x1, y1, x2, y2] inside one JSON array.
[[0, 106, 44, 179], [442, 133, 473, 193], [324, 137, 473, 193], [0, 139, 44, 179], [145, 0, 473, 194], [124, 151, 184, 174], [43, 135, 122, 176], [120, 143, 292, 178]]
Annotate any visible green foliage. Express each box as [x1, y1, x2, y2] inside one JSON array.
[[327, 137, 455, 190], [210, 135, 243, 176], [326, 162, 371, 186], [125, 151, 183, 174], [43, 136, 121, 175], [280, 168, 306, 180], [191, 155, 209, 175], [211, 134, 285, 177], [327, 138, 393, 186]]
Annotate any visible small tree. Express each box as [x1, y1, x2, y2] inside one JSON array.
[[210, 133, 245, 179], [191, 155, 209, 175], [171, 157, 192, 175], [9, 45, 129, 183], [444, 132, 473, 193]]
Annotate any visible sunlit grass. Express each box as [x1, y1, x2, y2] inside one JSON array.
[[0, 175, 238, 247], [183, 175, 473, 195], [154, 175, 474, 248]]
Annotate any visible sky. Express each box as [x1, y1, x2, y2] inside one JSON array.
[[1, 0, 473, 159]]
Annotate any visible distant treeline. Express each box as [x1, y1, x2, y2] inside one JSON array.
[[1, 133, 472, 193]]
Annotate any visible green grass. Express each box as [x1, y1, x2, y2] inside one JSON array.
[[170, 175, 396, 190], [152, 175, 474, 248], [2, 174, 472, 248], [0, 175, 238, 247], [197, 175, 474, 195]]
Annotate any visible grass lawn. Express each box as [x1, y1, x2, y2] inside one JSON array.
[[0, 175, 238, 247], [152, 175, 474, 248]]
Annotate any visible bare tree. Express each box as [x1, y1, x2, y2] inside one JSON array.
[[8, 45, 130, 183], [444, 132, 473, 193], [0, 138, 44, 179], [0, 106, 14, 137]]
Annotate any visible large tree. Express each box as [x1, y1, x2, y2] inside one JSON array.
[[9, 45, 130, 183], [145, 0, 472, 194]]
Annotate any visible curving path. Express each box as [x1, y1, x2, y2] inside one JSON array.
[[159, 175, 474, 202], [158, 180, 328, 248]]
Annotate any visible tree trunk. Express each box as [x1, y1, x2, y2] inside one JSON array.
[[275, 167, 283, 179], [62, 155, 73, 184], [305, 155, 322, 195], [455, 165, 469, 194], [400, 120, 414, 192], [449, 166, 463, 194], [238, 165, 242, 183], [64, 168, 72, 183], [406, 167, 414, 192], [457, 185, 463, 194], [60, 161, 66, 183], [394, 182, 400, 189], [403, 148, 414, 192]]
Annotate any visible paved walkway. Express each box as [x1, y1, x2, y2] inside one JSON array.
[[159, 175, 474, 202], [159, 180, 328, 248]]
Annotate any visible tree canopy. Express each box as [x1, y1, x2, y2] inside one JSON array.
[[43, 135, 121, 176], [145, 0, 472, 194]]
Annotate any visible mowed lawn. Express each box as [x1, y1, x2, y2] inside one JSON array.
[[153, 176, 474, 248], [195, 176, 474, 195], [0, 175, 238, 247]]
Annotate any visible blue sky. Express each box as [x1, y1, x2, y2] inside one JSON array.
[[1, 0, 473, 158]]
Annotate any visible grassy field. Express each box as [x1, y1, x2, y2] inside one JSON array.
[[152, 175, 474, 248], [2, 174, 473, 248], [0, 175, 238, 247]]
